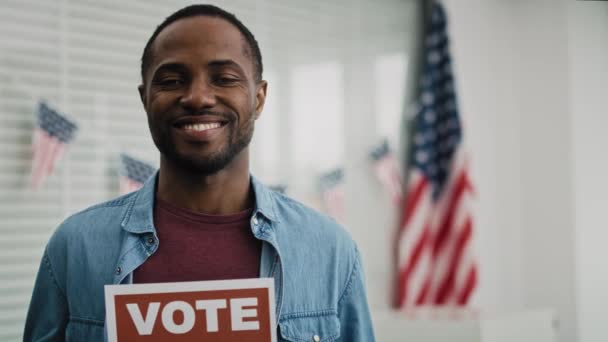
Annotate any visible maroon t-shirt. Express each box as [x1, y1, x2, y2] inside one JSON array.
[[133, 198, 261, 283]]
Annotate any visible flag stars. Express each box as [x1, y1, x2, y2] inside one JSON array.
[[121, 154, 156, 184], [432, 9, 443, 23], [422, 92, 435, 106], [414, 133, 425, 146], [38, 103, 78, 143], [398, 2, 477, 308], [447, 118, 459, 130], [426, 33, 437, 47], [443, 62, 453, 75], [444, 81, 454, 94], [421, 76, 432, 88], [424, 110, 436, 124], [447, 135, 459, 148], [428, 51, 441, 65], [416, 151, 429, 164], [426, 32, 445, 48], [446, 99, 457, 112], [410, 2, 462, 196], [439, 141, 450, 153], [438, 122, 449, 135]]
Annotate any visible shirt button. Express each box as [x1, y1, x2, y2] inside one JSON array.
[[116, 267, 122, 275], [251, 216, 259, 226], [313, 335, 320, 342], [147, 237, 154, 245]]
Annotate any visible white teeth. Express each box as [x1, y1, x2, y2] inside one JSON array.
[[183, 123, 221, 132]]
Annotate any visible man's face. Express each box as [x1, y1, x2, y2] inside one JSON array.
[[139, 16, 266, 174]]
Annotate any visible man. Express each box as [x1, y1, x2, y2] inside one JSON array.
[[24, 4, 375, 341]]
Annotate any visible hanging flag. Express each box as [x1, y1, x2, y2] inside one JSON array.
[[119, 154, 156, 194], [370, 139, 404, 205], [30, 102, 78, 189], [395, 2, 477, 309], [319, 168, 345, 223]]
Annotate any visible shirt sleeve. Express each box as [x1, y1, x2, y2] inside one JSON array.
[[23, 248, 69, 341], [337, 246, 376, 341]]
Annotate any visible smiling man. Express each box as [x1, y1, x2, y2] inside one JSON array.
[[24, 4, 374, 341]]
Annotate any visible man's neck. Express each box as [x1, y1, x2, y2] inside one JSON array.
[[156, 154, 253, 215]]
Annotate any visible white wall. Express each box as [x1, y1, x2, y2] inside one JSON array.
[[514, 2, 578, 342], [441, 1, 608, 342], [444, 1, 579, 341], [443, 0, 527, 315], [568, 2, 608, 342]]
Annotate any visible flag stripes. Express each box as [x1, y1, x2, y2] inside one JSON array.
[[394, 2, 477, 310]]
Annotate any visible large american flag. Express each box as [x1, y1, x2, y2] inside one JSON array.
[[319, 168, 345, 223], [395, 2, 477, 309], [31, 102, 78, 189], [119, 153, 156, 194]]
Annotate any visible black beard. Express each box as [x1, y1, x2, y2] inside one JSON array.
[[155, 118, 255, 175]]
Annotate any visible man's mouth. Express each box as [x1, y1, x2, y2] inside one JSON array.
[[173, 119, 229, 141], [182, 122, 224, 132]]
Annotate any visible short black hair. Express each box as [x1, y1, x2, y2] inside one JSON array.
[[140, 4, 263, 83]]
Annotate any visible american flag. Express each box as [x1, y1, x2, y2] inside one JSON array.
[[370, 139, 403, 205], [319, 168, 345, 223], [395, 2, 477, 309], [119, 154, 156, 194], [31, 102, 78, 189]]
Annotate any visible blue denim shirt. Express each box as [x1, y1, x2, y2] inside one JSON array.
[[24, 174, 375, 341]]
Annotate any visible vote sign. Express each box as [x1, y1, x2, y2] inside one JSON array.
[[105, 278, 276, 342]]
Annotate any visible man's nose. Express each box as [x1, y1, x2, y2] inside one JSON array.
[[179, 79, 216, 110]]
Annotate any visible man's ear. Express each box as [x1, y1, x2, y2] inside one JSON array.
[[254, 80, 268, 120], [138, 84, 146, 107]]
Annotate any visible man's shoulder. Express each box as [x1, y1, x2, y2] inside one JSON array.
[[64, 191, 136, 226], [48, 191, 137, 247], [268, 190, 362, 316], [270, 191, 355, 251]]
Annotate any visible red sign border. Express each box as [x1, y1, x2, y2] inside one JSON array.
[[104, 278, 277, 342]]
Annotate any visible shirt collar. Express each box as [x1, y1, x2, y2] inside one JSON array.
[[120, 171, 157, 234], [121, 171, 279, 234], [250, 175, 280, 223]]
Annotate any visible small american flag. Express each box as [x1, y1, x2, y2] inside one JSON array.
[[370, 139, 404, 205], [395, 2, 477, 309], [30, 102, 78, 189], [119, 154, 156, 194], [319, 168, 345, 223]]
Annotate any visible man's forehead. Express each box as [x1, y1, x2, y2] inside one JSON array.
[[151, 16, 250, 66]]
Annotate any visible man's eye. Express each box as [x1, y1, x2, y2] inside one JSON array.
[[160, 79, 183, 86], [214, 76, 239, 86], [153, 78, 184, 88]]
